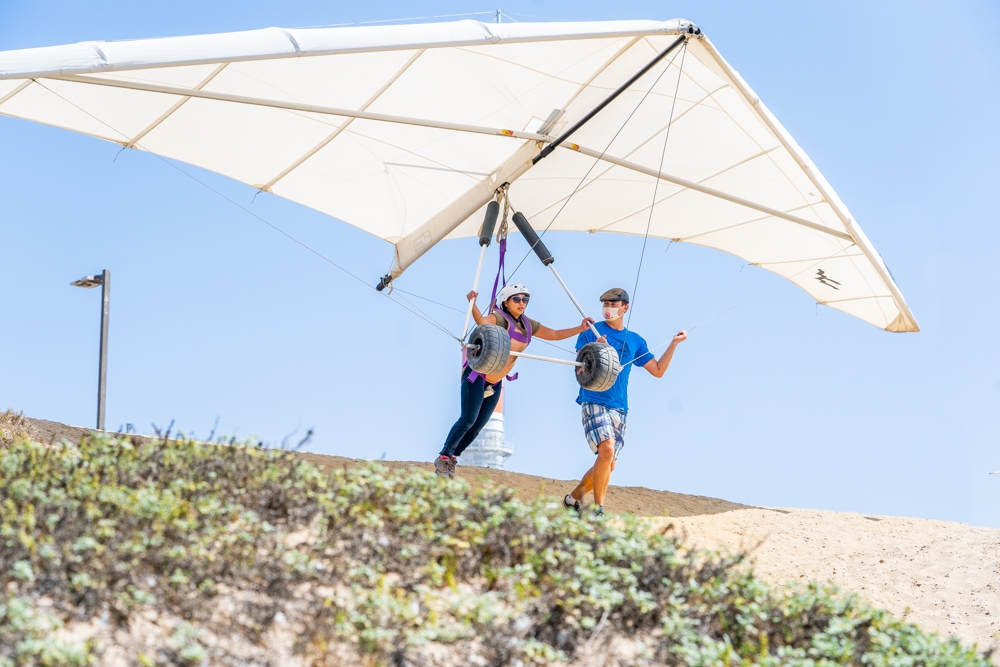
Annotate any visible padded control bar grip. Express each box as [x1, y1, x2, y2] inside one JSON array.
[[512, 211, 554, 266], [479, 200, 499, 246]]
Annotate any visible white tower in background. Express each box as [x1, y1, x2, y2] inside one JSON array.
[[460, 387, 513, 469]]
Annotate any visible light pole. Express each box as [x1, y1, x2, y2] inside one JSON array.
[[71, 270, 110, 430]]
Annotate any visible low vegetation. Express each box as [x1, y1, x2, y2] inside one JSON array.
[[0, 411, 991, 666]]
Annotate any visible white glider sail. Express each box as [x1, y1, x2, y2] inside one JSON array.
[[0, 19, 917, 331]]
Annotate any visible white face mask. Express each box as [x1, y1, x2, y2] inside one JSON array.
[[602, 305, 624, 321]]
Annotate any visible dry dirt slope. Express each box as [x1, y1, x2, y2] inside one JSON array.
[[26, 416, 746, 518], [22, 416, 1000, 659]]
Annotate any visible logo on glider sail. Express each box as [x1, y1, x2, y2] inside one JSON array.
[[815, 269, 841, 290]]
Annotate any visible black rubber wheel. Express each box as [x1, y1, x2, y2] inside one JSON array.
[[467, 324, 511, 375], [575, 342, 621, 391]]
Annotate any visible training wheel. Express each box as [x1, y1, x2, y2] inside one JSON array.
[[575, 342, 621, 391], [467, 324, 511, 375]]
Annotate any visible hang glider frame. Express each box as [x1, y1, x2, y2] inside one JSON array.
[[48, 72, 553, 145], [46, 69, 854, 245], [42, 28, 853, 288], [14, 19, 914, 331]]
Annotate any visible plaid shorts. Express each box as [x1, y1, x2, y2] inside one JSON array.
[[581, 402, 627, 460]]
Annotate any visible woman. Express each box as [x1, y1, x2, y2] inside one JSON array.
[[435, 283, 594, 477]]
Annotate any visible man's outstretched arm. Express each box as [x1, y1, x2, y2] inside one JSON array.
[[643, 330, 687, 378]]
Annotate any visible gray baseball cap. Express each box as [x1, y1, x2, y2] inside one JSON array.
[[599, 288, 629, 303]]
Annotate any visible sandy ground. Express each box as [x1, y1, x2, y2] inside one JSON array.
[[661, 508, 1000, 658], [296, 451, 747, 518], [22, 416, 1000, 659], [24, 417, 746, 518]]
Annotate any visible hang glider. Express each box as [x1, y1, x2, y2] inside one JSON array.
[[0, 18, 917, 332]]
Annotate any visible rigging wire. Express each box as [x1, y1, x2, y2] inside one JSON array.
[[34, 79, 463, 342], [391, 288, 465, 314], [685, 245, 855, 333], [618, 244, 858, 369], [388, 289, 463, 339], [503, 40, 688, 283], [627, 43, 687, 330]]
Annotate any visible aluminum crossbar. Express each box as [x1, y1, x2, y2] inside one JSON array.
[[464, 344, 582, 367]]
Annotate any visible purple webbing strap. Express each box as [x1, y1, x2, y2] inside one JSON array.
[[487, 237, 507, 313], [467, 368, 503, 385], [466, 237, 511, 385]]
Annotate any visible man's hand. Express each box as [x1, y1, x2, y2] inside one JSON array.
[[579, 317, 595, 333], [597, 335, 607, 344], [644, 330, 686, 379], [467, 290, 478, 302]]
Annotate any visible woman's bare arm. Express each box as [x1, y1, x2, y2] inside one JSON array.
[[534, 317, 595, 341], [466, 291, 495, 325]]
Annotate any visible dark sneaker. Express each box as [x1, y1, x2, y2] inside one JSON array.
[[448, 457, 458, 478], [434, 456, 451, 477], [563, 494, 581, 515], [592, 505, 605, 519]]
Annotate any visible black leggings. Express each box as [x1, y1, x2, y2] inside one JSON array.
[[439, 366, 502, 458]]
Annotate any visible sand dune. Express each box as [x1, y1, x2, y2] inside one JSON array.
[[664, 508, 1000, 659]]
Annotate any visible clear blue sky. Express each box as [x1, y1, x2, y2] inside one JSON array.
[[2, 0, 998, 526]]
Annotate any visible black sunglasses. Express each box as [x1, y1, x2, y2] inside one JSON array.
[[509, 295, 530, 304]]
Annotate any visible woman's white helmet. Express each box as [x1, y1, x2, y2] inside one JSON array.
[[496, 283, 530, 305]]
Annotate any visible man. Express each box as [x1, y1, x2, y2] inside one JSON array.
[[564, 288, 687, 517]]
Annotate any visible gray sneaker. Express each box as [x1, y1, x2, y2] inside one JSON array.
[[434, 457, 451, 477], [448, 457, 458, 478]]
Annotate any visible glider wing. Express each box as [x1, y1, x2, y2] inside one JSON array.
[[0, 19, 917, 331]]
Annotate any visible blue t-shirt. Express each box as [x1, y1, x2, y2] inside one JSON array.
[[575, 321, 653, 412]]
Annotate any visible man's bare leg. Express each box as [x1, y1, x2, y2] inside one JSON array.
[[570, 466, 595, 502], [592, 440, 615, 508], [570, 440, 616, 503]]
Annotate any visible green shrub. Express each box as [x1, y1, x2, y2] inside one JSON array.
[[0, 433, 990, 666]]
